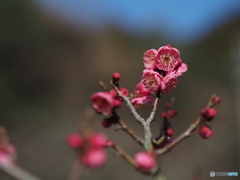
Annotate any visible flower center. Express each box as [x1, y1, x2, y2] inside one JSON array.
[[148, 76, 157, 87], [162, 53, 173, 63]]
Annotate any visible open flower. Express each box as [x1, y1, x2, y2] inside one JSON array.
[[156, 45, 181, 72], [143, 49, 158, 70], [141, 69, 161, 94], [160, 77, 178, 94], [159, 62, 187, 94], [131, 96, 153, 107], [134, 82, 151, 96], [172, 62, 188, 77], [91, 92, 114, 115]]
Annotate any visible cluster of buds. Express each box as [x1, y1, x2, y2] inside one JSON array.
[[91, 73, 155, 129], [67, 130, 108, 169], [153, 101, 178, 149], [142, 45, 187, 94], [0, 127, 17, 167], [198, 96, 221, 139]]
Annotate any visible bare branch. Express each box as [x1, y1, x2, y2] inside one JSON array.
[[117, 119, 144, 146], [110, 82, 145, 124], [0, 164, 41, 180], [157, 94, 218, 155]]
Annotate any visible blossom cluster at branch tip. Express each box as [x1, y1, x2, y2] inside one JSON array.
[[131, 82, 153, 107], [67, 132, 108, 169], [141, 45, 187, 94]]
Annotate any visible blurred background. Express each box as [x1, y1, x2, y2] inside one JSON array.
[[0, 0, 240, 179]]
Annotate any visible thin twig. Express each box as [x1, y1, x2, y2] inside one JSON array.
[[110, 82, 145, 124], [117, 119, 144, 146], [98, 81, 108, 90], [144, 96, 160, 150], [110, 143, 136, 168], [109, 142, 160, 176], [68, 158, 84, 180], [156, 117, 202, 155], [146, 97, 160, 124], [156, 95, 217, 155], [111, 81, 156, 150]]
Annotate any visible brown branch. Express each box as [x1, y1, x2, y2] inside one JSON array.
[[68, 157, 84, 180], [110, 81, 145, 124], [109, 142, 160, 176], [156, 117, 202, 155], [146, 97, 160, 124], [109, 142, 136, 168], [117, 119, 144, 146], [156, 94, 218, 155], [111, 81, 155, 150]]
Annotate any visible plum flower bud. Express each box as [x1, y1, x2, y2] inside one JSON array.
[[89, 133, 108, 148], [82, 148, 107, 169], [166, 109, 178, 119], [109, 89, 118, 98], [66, 133, 83, 149], [113, 99, 121, 108], [141, 69, 161, 94], [119, 87, 129, 97], [160, 112, 167, 118], [101, 118, 112, 128], [105, 140, 114, 147], [112, 72, 121, 84], [143, 49, 158, 70], [213, 96, 221, 105], [134, 152, 156, 172], [91, 92, 114, 116], [165, 102, 172, 109], [201, 108, 217, 121], [199, 125, 213, 139], [134, 82, 151, 96], [165, 127, 174, 136], [156, 45, 181, 72]]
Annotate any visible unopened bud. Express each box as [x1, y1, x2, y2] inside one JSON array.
[[101, 118, 112, 128], [201, 108, 217, 121], [82, 148, 107, 169], [112, 73, 121, 84], [66, 133, 83, 149], [199, 125, 213, 139], [134, 152, 156, 172], [213, 96, 221, 105]]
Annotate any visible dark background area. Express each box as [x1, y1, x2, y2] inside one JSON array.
[[0, 1, 239, 180]]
